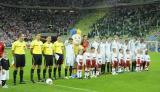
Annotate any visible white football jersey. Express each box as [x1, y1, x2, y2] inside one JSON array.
[[118, 53, 124, 62], [76, 54, 84, 65], [111, 52, 118, 62], [125, 53, 131, 62], [91, 41, 99, 51], [96, 53, 103, 64], [144, 55, 150, 62]]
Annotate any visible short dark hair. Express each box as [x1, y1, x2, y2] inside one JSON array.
[[18, 32, 22, 38], [69, 38, 73, 40]]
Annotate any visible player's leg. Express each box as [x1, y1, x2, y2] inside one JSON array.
[[19, 54, 26, 84], [30, 54, 36, 83], [64, 66, 69, 79], [43, 55, 47, 80], [58, 54, 63, 78], [48, 55, 53, 79], [13, 54, 20, 85], [53, 57, 57, 80], [37, 54, 42, 82]]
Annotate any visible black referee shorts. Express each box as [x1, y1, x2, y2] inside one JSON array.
[[32, 54, 42, 66], [54, 53, 63, 65], [14, 54, 25, 67], [44, 55, 53, 66]]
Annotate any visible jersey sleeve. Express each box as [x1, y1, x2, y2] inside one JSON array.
[[30, 41, 34, 49], [11, 42, 16, 51]]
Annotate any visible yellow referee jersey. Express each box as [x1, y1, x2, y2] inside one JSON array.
[[12, 40, 26, 54], [42, 42, 54, 55], [53, 41, 64, 54], [30, 40, 43, 54]]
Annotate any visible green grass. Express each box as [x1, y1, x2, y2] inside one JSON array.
[[0, 49, 160, 92]]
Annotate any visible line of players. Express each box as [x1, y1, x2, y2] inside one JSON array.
[[64, 36, 151, 79], [5, 33, 151, 86]]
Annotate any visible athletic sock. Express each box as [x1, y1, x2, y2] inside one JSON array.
[[69, 66, 72, 76], [43, 69, 46, 79], [53, 68, 57, 78], [13, 70, 17, 83], [65, 68, 67, 77], [48, 69, 52, 78], [37, 69, 41, 80], [58, 66, 61, 78], [30, 69, 34, 81], [20, 70, 24, 82]]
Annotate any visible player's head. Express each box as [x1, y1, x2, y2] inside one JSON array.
[[145, 50, 148, 55], [125, 40, 129, 44], [0, 41, 5, 57], [126, 49, 130, 54], [90, 47, 95, 53], [140, 38, 144, 43], [83, 35, 88, 40], [18, 32, 25, 42], [68, 38, 73, 44], [57, 36, 61, 42], [113, 48, 116, 53], [46, 36, 51, 42], [119, 49, 123, 53], [36, 33, 41, 41], [102, 37, 106, 43], [78, 49, 83, 55]]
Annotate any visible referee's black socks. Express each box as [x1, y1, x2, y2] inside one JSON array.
[[53, 68, 57, 79], [48, 69, 52, 78], [13, 70, 17, 84], [37, 69, 41, 81], [30, 69, 34, 81], [43, 69, 46, 79], [20, 70, 24, 82], [58, 66, 61, 78]]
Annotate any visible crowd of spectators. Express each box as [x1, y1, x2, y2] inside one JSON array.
[[0, 7, 80, 47], [88, 3, 160, 38]]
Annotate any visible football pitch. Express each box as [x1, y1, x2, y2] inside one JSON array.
[[0, 49, 160, 92]]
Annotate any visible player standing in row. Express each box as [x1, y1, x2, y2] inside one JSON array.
[[83, 48, 91, 79], [81, 35, 89, 53], [96, 48, 103, 76], [76, 50, 83, 79], [111, 48, 118, 75], [42, 36, 54, 81], [125, 49, 132, 72], [30, 33, 43, 83], [99, 37, 106, 74], [144, 50, 150, 71], [90, 47, 97, 78], [64, 38, 75, 79], [118, 49, 125, 72], [53, 36, 64, 79], [0, 53, 10, 88], [12, 33, 26, 85], [105, 38, 112, 73]]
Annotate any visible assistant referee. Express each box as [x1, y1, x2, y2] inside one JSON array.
[[30, 33, 43, 83], [12, 33, 26, 85]]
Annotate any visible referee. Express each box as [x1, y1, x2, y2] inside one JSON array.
[[12, 33, 26, 85], [53, 36, 64, 79], [30, 33, 43, 83], [42, 36, 54, 80]]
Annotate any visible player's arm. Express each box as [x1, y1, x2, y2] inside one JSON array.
[[11, 42, 15, 56], [30, 41, 34, 55], [62, 43, 65, 54]]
